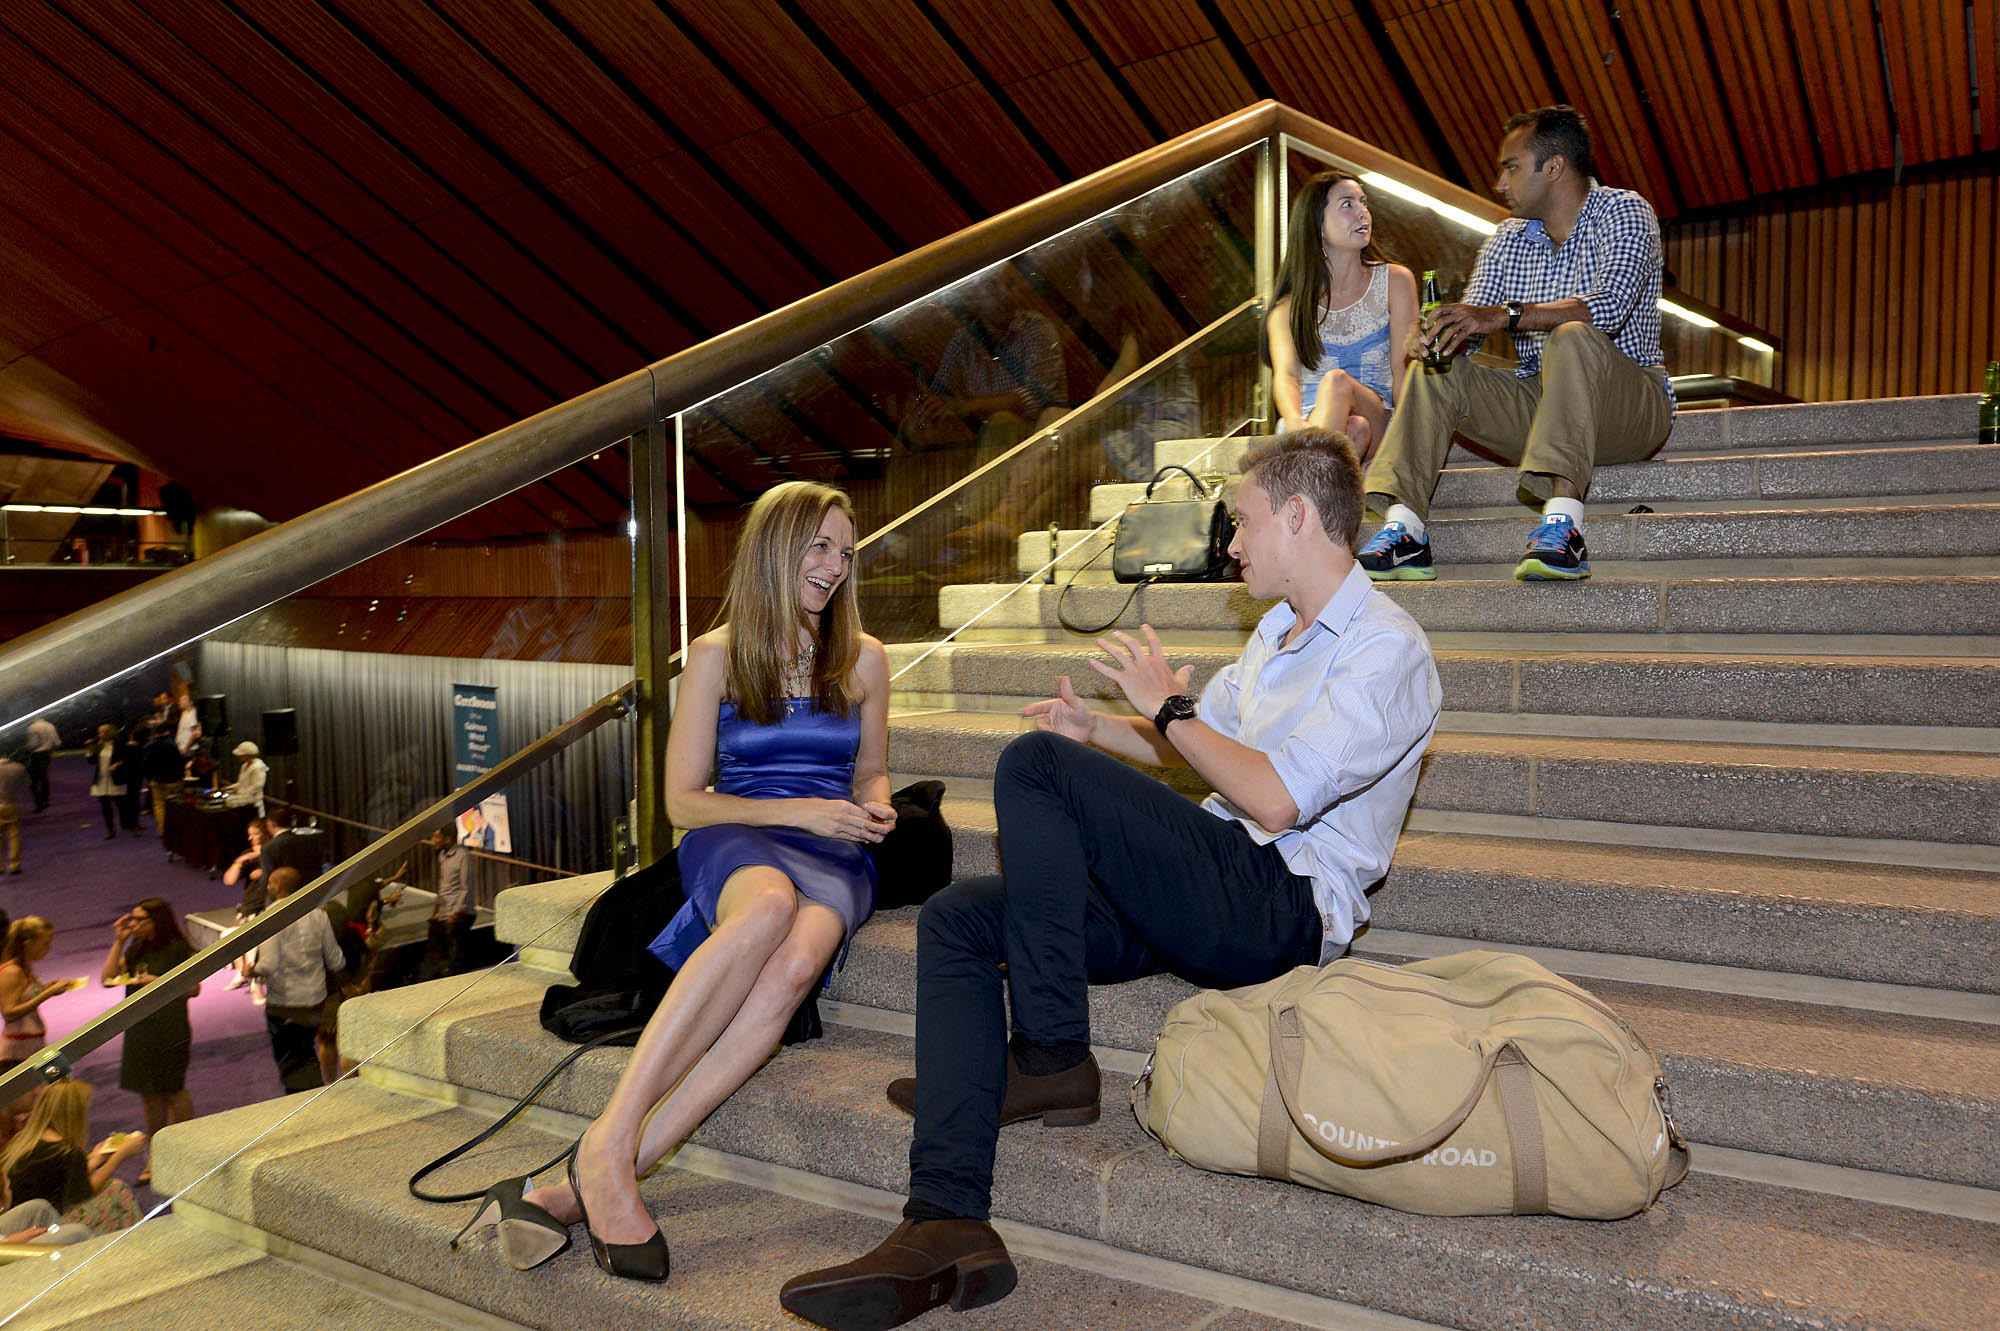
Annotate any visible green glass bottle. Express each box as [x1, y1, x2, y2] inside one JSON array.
[[1419, 270, 1451, 372], [1981, 361, 2000, 444]]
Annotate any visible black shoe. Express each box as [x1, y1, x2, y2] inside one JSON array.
[[449, 1174, 572, 1271], [887, 1048, 1100, 1127], [780, 1218, 1016, 1331], [566, 1139, 668, 1281]]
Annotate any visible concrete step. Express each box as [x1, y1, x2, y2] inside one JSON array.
[[938, 575, 2000, 641], [1369, 833, 2000, 993], [146, 1081, 1340, 1331], [891, 642, 2000, 732], [1067, 495, 2000, 561], [883, 713, 2000, 847], [1152, 397, 1985, 476], [326, 980, 1999, 1330], [0, 1213, 477, 1331], [1139, 442, 2000, 517]]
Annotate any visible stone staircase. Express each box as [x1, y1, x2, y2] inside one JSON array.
[[6, 394, 1995, 1330]]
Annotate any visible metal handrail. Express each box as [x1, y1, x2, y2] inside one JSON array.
[[0, 682, 635, 1106]]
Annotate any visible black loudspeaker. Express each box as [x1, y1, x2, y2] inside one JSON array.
[[262, 708, 298, 757], [197, 695, 228, 739]]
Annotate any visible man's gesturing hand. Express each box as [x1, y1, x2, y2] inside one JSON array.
[[1089, 624, 1194, 722], [1021, 676, 1094, 741]]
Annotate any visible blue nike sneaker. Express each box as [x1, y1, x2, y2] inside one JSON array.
[[1514, 514, 1590, 580], [1357, 522, 1436, 581]]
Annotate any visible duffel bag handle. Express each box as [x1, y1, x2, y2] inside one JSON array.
[[1262, 1003, 1549, 1213]]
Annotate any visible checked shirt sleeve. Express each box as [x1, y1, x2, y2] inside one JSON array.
[[1578, 193, 1662, 335]]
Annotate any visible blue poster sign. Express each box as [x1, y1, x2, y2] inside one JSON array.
[[451, 683, 511, 853]]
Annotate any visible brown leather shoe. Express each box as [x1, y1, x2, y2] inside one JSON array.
[[886, 1048, 1100, 1127], [779, 1218, 1016, 1330]]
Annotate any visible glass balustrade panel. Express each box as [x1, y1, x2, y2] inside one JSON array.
[[664, 144, 1263, 657]]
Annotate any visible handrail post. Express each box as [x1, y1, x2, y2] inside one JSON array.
[[1255, 133, 1279, 432], [631, 416, 674, 866]]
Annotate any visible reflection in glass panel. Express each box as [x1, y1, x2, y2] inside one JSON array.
[[668, 144, 1262, 645]]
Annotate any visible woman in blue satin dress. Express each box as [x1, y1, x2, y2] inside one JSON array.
[[466, 481, 894, 1282]]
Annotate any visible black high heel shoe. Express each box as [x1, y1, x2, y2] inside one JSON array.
[[450, 1175, 572, 1271], [567, 1139, 669, 1282]]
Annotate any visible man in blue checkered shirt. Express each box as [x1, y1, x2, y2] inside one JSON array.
[[1358, 105, 1674, 583]]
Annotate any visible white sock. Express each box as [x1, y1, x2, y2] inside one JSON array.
[[1542, 497, 1585, 530], [1384, 503, 1426, 540]]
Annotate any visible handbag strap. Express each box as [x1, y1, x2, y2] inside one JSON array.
[[407, 1024, 639, 1203], [1054, 524, 1150, 636], [1144, 464, 1214, 500]]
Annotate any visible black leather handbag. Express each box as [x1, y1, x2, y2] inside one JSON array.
[[1112, 465, 1236, 583], [1058, 465, 1236, 635]]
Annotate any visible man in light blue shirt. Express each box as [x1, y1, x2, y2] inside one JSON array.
[[782, 431, 1440, 1331]]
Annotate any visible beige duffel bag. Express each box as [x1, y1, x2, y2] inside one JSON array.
[[1134, 950, 1689, 1218]]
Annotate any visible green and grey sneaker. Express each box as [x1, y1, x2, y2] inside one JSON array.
[[1514, 514, 1590, 580]]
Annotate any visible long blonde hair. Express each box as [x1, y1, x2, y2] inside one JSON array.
[[0, 917, 51, 974], [0, 1081, 91, 1182], [719, 482, 862, 726]]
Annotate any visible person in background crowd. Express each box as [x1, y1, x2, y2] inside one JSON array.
[[23, 717, 58, 814], [0, 1082, 143, 1236], [260, 807, 323, 889], [225, 818, 273, 917], [0, 919, 67, 1073], [87, 724, 133, 839], [248, 867, 344, 1092], [102, 898, 196, 1187], [0, 754, 26, 875], [222, 819, 272, 996], [226, 741, 267, 816], [1358, 104, 1672, 584], [417, 826, 475, 982], [1268, 170, 1417, 464], [173, 693, 199, 756], [141, 722, 184, 846]]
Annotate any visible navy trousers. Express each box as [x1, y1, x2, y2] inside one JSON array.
[[908, 730, 1323, 1219]]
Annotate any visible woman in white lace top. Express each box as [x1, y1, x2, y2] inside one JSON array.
[[1268, 171, 1417, 464]]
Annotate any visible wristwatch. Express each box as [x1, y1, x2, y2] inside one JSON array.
[[1153, 694, 1199, 736], [1504, 299, 1525, 332]]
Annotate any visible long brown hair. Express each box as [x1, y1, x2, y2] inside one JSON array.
[[1275, 170, 1388, 377], [0, 1081, 91, 1183], [124, 897, 188, 967], [719, 481, 862, 726], [0, 917, 51, 973]]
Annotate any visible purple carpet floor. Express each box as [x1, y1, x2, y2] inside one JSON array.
[[7, 758, 294, 1201]]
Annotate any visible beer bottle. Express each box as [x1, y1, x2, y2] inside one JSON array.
[[1419, 270, 1451, 371], [1981, 361, 2000, 444]]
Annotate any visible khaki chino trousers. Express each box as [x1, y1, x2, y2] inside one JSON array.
[[1364, 322, 1671, 522]]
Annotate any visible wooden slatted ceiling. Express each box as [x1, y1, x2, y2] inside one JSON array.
[[0, 0, 1993, 545]]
